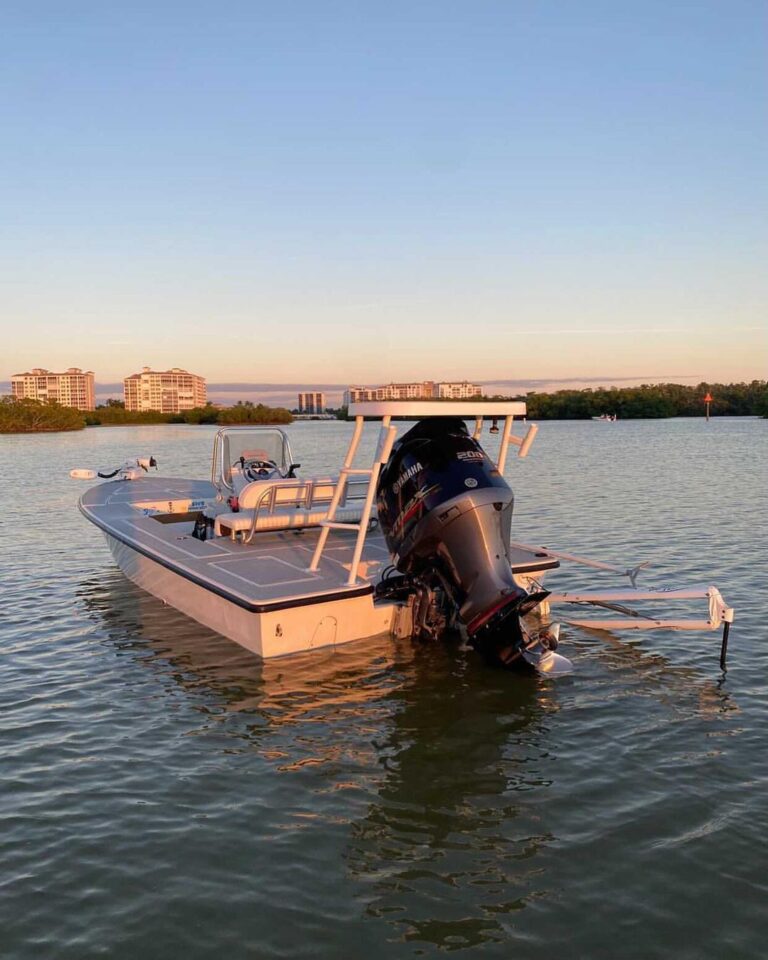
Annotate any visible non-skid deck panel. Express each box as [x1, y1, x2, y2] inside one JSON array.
[[80, 477, 558, 608], [80, 477, 388, 607], [80, 475, 215, 510], [508, 546, 560, 575]]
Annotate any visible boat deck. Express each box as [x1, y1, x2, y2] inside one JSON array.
[[80, 476, 559, 612]]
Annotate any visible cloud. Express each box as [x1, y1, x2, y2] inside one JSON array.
[[499, 327, 764, 336]]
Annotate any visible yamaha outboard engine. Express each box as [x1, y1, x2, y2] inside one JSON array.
[[376, 417, 550, 670]]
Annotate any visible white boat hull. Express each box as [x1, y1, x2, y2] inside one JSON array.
[[105, 533, 395, 659]]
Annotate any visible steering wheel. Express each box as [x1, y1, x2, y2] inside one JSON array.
[[233, 457, 279, 481]]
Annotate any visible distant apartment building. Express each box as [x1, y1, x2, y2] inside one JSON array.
[[344, 383, 426, 405], [124, 367, 206, 413], [11, 367, 95, 410], [298, 392, 326, 414], [435, 381, 483, 399], [343, 380, 482, 406]]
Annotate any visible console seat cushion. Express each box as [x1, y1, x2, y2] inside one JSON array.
[[213, 502, 364, 537], [237, 477, 338, 509]]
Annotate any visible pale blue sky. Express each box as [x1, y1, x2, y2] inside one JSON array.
[[2, 0, 766, 386]]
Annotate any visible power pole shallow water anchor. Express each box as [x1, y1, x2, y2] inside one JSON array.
[[719, 620, 731, 671]]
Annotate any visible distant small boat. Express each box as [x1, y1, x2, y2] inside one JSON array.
[[592, 414, 617, 422]]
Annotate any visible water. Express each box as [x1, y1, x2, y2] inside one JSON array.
[[1, 418, 766, 959]]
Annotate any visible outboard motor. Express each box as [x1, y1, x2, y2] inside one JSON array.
[[376, 418, 550, 670]]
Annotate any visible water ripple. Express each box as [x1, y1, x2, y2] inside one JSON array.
[[1, 419, 766, 958]]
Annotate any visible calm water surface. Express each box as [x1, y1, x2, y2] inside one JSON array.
[[1, 418, 766, 959]]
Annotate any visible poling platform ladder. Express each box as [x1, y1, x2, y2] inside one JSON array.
[[308, 415, 397, 585]]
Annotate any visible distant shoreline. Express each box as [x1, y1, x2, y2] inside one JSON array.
[[3, 413, 766, 436], [2, 380, 766, 432]]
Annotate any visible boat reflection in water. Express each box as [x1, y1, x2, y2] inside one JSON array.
[[77, 570, 559, 949], [77, 571, 737, 954], [77, 570, 408, 752], [343, 645, 560, 950]]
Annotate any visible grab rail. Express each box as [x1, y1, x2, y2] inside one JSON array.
[[243, 476, 369, 544]]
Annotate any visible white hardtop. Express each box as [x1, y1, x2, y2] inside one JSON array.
[[348, 400, 527, 418]]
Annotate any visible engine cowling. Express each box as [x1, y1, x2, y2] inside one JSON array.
[[376, 417, 548, 668]]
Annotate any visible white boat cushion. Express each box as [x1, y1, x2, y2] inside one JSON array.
[[214, 501, 365, 537], [238, 477, 339, 510]]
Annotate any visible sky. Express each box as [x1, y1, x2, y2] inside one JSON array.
[[1, 0, 766, 392]]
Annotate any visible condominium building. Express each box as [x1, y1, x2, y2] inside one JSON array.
[[435, 381, 483, 399], [11, 367, 95, 410], [344, 383, 425, 405], [343, 380, 482, 406], [298, 392, 326, 414], [124, 367, 207, 413]]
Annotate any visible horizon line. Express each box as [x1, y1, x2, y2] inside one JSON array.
[[1, 373, 715, 392]]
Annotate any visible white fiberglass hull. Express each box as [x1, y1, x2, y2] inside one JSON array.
[[104, 533, 394, 659]]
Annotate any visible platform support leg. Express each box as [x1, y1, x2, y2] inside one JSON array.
[[308, 415, 365, 573]]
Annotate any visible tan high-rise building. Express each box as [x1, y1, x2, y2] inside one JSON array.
[[11, 368, 95, 410], [298, 392, 326, 414], [124, 367, 206, 413]]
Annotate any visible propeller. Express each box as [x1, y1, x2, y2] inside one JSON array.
[[521, 624, 575, 676]]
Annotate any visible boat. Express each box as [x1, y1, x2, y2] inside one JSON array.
[[592, 413, 617, 422], [71, 400, 734, 676]]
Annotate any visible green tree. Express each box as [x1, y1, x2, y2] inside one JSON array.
[[524, 381, 767, 419], [0, 397, 85, 433], [217, 401, 292, 425], [181, 404, 220, 425]]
